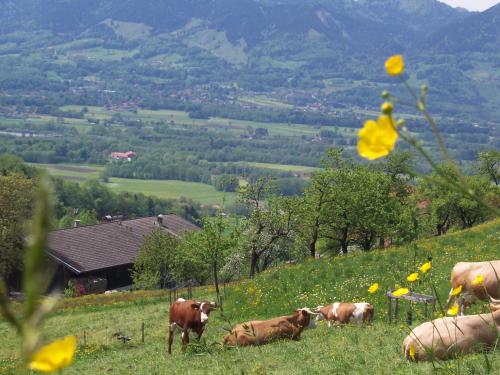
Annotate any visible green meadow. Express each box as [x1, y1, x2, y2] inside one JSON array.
[[1, 220, 498, 374], [33, 163, 235, 205]]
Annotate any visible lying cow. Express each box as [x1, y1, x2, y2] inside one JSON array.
[[403, 303, 500, 361], [168, 298, 216, 354], [448, 260, 500, 315], [315, 302, 374, 326], [224, 308, 317, 347]]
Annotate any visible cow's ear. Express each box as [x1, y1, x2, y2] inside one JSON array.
[[191, 303, 201, 309]]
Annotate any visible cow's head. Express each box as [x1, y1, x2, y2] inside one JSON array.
[[192, 301, 217, 324], [314, 305, 327, 321], [296, 308, 318, 329]]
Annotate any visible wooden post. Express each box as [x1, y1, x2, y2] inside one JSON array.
[[141, 322, 145, 343], [83, 330, 87, 347], [219, 295, 223, 312], [387, 295, 392, 323], [394, 299, 399, 321], [424, 301, 428, 319]]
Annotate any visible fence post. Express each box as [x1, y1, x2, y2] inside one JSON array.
[[141, 322, 145, 343], [387, 295, 392, 323], [219, 295, 223, 312], [83, 330, 87, 347]]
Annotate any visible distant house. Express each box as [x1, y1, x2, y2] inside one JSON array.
[[110, 151, 136, 161], [47, 215, 200, 292]]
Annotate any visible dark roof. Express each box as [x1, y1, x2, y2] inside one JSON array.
[[47, 215, 199, 274]]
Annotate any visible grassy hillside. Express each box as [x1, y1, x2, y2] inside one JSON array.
[[1, 221, 499, 374]]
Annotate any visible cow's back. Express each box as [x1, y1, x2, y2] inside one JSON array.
[[403, 312, 499, 361], [451, 261, 500, 299]]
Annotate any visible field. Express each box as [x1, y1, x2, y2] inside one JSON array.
[[34, 164, 237, 205], [1, 220, 499, 374]]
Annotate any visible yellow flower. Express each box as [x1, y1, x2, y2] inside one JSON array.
[[385, 55, 405, 76], [471, 275, 484, 286], [29, 336, 76, 373], [419, 261, 431, 273], [358, 116, 398, 160], [447, 304, 459, 316], [450, 285, 462, 296], [380, 102, 393, 115], [393, 288, 410, 297], [368, 283, 379, 294], [409, 343, 416, 360], [407, 272, 419, 282]]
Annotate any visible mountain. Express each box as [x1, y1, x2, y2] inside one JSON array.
[[0, 0, 498, 123], [426, 3, 500, 53]]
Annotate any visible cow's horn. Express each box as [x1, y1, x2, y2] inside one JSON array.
[[300, 307, 320, 315], [489, 296, 500, 304]]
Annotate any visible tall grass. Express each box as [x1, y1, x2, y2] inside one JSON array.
[[1, 220, 498, 374]]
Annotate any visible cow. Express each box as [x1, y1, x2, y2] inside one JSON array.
[[223, 308, 318, 347], [314, 302, 374, 326], [447, 260, 500, 315], [402, 303, 500, 361], [168, 298, 216, 354]]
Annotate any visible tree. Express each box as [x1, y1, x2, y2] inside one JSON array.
[[180, 208, 240, 301], [478, 150, 499, 186], [132, 229, 180, 289], [240, 177, 300, 277], [0, 174, 36, 284]]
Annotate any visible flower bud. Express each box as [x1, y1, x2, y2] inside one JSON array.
[[381, 91, 390, 99], [420, 85, 428, 96], [381, 102, 393, 115], [396, 119, 406, 127]]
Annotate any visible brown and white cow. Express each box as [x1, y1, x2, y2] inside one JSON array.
[[402, 305, 500, 361], [315, 302, 374, 326], [168, 298, 216, 354], [223, 308, 318, 347], [448, 260, 500, 315]]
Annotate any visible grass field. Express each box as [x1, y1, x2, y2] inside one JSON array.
[[33, 163, 236, 205], [237, 162, 319, 174], [1, 221, 498, 374]]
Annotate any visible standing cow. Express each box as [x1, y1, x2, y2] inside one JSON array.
[[448, 260, 500, 315], [224, 308, 318, 347], [315, 302, 374, 326], [402, 303, 500, 361], [168, 298, 216, 354]]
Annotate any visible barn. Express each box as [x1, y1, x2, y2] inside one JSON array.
[[47, 214, 200, 293]]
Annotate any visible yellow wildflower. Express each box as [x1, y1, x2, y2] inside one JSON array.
[[393, 288, 410, 297], [471, 275, 484, 286], [358, 116, 398, 160], [447, 304, 459, 317], [409, 343, 416, 360], [380, 102, 393, 115], [419, 261, 432, 273], [385, 55, 405, 76], [407, 272, 419, 282], [368, 283, 379, 294], [29, 336, 76, 373], [450, 285, 462, 296]]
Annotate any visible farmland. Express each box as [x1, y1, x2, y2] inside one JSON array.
[[34, 163, 237, 205], [1, 220, 498, 374]]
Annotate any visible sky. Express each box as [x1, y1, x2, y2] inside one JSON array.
[[438, 0, 499, 11]]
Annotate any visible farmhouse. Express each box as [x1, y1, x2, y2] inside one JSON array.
[[47, 215, 200, 293], [110, 151, 136, 161]]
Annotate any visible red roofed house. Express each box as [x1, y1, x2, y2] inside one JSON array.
[[110, 151, 136, 161], [47, 214, 200, 293]]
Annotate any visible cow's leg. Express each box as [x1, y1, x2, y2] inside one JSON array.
[[327, 320, 332, 328], [168, 323, 175, 354], [181, 326, 190, 350], [196, 327, 204, 341]]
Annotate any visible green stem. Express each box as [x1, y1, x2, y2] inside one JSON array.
[[397, 129, 499, 217]]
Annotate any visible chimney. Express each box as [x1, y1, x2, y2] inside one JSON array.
[[157, 214, 164, 225], [73, 220, 81, 228]]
